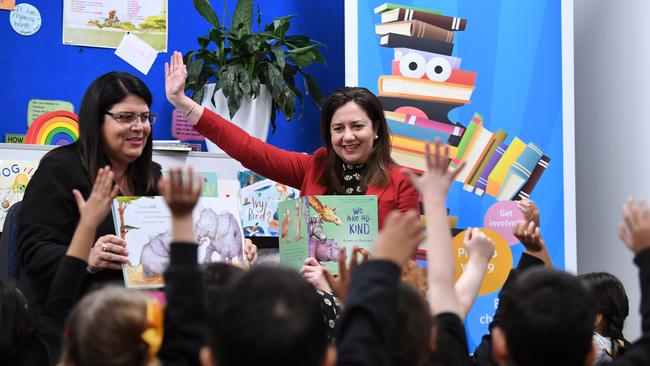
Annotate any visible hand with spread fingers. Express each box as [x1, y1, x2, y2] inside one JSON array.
[[165, 51, 189, 106], [403, 139, 465, 199], [324, 246, 371, 306], [69, 166, 121, 264], [618, 197, 650, 254]]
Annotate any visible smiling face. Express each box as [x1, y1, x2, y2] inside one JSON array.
[[101, 94, 151, 170], [329, 101, 378, 165]]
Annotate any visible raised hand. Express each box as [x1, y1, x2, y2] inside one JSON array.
[[513, 220, 552, 266], [516, 198, 540, 228], [373, 210, 424, 266], [70, 166, 122, 267], [464, 227, 495, 264], [513, 220, 544, 252], [158, 166, 201, 244], [454, 227, 495, 319], [324, 246, 371, 306], [158, 167, 201, 218], [619, 198, 650, 254], [73, 166, 120, 228], [404, 139, 465, 198], [165, 51, 188, 105]]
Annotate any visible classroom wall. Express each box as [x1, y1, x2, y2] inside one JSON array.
[[574, 0, 650, 341], [0, 0, 345, 153]]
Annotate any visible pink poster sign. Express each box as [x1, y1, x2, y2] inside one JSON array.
[[171, 109, 204, 141]]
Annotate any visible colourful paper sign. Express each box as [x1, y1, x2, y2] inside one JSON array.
[[114, 32, 157, 75], [5, 134, 25, 144], [27, 99, 75, 126], [0, 0, 16, 11], [171, 109, 205, 141], [10, 3, 40, 35]]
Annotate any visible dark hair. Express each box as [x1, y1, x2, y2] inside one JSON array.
[[0, 280, 31, 364], [210, 266, 328, 366], [578, 272, 630, 356], [202, 262, 244, 310], [63, 71, 159, 194], [319, 87, 393, 193], [499, 268, 595, 366], [393, 282, 433, 366]]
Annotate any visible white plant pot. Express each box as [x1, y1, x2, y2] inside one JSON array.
[[201, 83, 273, 154]]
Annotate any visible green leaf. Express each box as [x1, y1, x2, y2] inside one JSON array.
[[256, 4, 262, 29], [233, 0, 253, 32], [266, 63, 284, 99], [300, 70, 324, 108], [197, 35, 211, 49], [273, 15, 293, 37], [270, 46, 285, 72], [193, 0, 220, 28]]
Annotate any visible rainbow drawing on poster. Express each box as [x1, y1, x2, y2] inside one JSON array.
[[25, 110, 79, 146]]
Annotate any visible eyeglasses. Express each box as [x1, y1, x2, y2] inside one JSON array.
[[105, 111, 158, 125]]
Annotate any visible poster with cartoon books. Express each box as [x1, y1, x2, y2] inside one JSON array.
[[279, 195, 378, 275], [0, 160, 38, 230], [346, 0, 573, 349], [112, 196, 245, 289]]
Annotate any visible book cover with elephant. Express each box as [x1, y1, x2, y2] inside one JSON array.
[[278, 196, 378, 275], [112, 196, 246, 289]]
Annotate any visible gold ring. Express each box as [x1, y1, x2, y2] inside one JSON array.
[[102, 243, 108, 252]]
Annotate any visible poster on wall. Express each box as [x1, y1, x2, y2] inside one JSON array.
[[345, 0, 575, 350], [63, 0, 168, 51]]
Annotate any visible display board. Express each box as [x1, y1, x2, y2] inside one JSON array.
[[345, 0, 576, 350]]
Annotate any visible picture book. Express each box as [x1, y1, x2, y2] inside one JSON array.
[[239, 179, 299, 237], [0, 160, 38, 230], [112, 196, 246, 289], [278, 195, 378, 275]]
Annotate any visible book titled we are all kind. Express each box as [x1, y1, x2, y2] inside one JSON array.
[[278, 196, 378, 275], [112, 196, 246, 289]]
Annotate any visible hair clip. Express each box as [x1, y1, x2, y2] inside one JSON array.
[[141, 298, 165, 358]]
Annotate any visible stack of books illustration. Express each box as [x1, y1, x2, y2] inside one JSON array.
[[375, 3, 550, 201]]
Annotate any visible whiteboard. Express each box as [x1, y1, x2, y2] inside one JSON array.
[[0, 143, 245, 199]]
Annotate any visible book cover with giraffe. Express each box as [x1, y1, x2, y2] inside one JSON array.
[[278, 195, 378, 274]]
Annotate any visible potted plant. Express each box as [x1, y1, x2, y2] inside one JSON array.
[[184, 0, 326, 148]]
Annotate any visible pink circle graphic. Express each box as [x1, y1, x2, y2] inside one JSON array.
[[483, 201, 525, 245]]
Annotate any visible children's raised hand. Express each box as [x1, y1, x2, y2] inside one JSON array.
[[516, 198, 540, 228], [73, 166, 119, 228], [403, 139, 465, 198], [165, 51, 188, 105], [373, 210, 424, 266], [513, 220, 544, 252], [158, 166, 201, 217], [324, 246, 370, 305], [619, 198, 650, 254], [464, 227, 495, 264]]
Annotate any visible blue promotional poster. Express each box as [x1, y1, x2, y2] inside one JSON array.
[[345, 1, 575, 350]]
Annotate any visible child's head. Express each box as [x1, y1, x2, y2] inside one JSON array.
[[203, 266, 333, 366], [392, 282, 433, 366], [203, 262, 244, 310], [493, 267, 596, 366], [0, 279, 31, 364], [578, 272, 629, 339], [61, 286, 161, 366]]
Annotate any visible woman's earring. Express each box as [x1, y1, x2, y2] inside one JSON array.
[[374, 135, 379, 140]]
